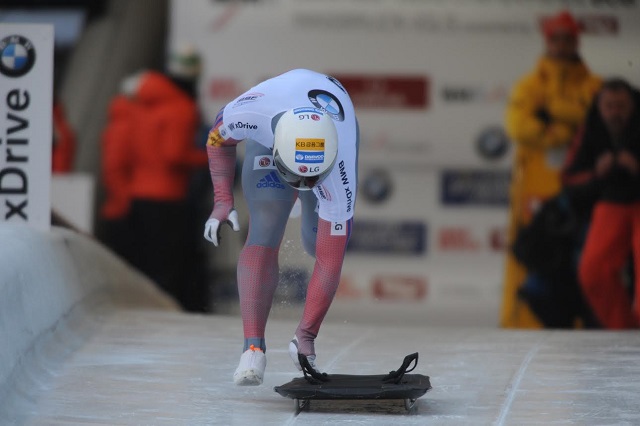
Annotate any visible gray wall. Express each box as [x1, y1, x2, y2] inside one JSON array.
[[59, 0, 168, 212]]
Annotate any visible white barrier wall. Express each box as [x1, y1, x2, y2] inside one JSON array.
[[0, 224, 178, 407], [169, 0, 640, 325], [51, 173, 96, 233]]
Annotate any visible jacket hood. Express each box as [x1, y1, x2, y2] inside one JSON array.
[[108, 95, 134, 119], [135, 71, 188, 105]]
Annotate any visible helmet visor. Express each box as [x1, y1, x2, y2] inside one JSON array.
[[273, 151, 330, 191]]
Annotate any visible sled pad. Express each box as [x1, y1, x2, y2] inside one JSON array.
[[274, 352, 431, 413]]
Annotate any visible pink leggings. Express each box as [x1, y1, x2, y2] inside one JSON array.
[[238, 140, 351, 354]]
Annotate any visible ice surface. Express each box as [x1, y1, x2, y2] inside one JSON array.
[[4, 307, 640, 425]]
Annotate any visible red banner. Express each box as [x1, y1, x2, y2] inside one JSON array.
[[332, 74, 430, 109]]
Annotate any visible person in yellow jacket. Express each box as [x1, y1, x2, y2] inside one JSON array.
[[501, 10, 601, 328]]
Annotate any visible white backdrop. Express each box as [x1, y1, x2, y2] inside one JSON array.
[[170, 0, 639, 166], [169, 0, 640, 325]]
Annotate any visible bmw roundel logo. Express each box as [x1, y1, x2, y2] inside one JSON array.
[[362, 168, 393, 204], [308, 89, 344, 122], [0, 35, 36, 78], [476, 126, 509, 160]]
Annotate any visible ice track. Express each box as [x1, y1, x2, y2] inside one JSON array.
[[2, 226, 640, 425]]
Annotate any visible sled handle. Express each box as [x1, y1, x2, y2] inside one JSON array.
[[299, 353, 329, 384], [382, 352, 419, 384]]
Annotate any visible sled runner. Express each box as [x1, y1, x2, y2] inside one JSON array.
[[274, 352, 431, 414]]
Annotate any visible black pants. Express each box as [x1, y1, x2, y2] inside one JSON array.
[[128, 198, 208, 312], [100, 218, 133, 264]]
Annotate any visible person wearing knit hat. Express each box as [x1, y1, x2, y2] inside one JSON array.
[[542, 10, 580, 38], [166, 43, 202, 99], [500, 10, 601, 329], [542, 10, 581, 61], [99, 46, 209, 312]]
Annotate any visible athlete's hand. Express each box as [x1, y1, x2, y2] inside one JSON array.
[[204, 208, 240, 246]]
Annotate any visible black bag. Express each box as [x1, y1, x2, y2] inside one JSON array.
[[512, 183, 600, 278], [512, 193, 578, 278], [511, 187, 600, 328]]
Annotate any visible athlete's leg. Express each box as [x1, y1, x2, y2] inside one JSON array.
[[294, 218, 352, 357], [579, 202, 635, 328], [238, 140, 296, 352], [298, 190, 319, 257], [290, 116, 359, 361]]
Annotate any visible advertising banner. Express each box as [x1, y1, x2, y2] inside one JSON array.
[[170, 0, 640, 325], [0, 24, 53, 231], [170, 0, 640, 168]]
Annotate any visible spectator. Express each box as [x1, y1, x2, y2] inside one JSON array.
[[511, 166, 600, 328], [563, 78, 640, 329], [501, 10, 601, 328], [119, 46, 209, 311], [99, 93, 134, 260], [52, 98, 76, 174], [51, 95, 81, 231], [170, 44, 217, 313]]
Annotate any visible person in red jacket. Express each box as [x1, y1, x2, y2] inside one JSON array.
[[563, 78, 640, 328], [120, 48, 209, 309], [126, 71, 207, 200], [52, 98, 76, 174], [99, 94, 135, 260]]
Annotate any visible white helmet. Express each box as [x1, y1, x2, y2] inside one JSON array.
[[273, 107, 338, 190]]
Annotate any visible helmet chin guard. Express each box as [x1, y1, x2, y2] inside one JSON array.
[[273, 108, 338, 191]]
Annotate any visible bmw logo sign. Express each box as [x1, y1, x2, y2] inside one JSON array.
[[361, 168, 393, 204], [0, 35, 36, 78], [308, 89, 344, 121], [476, 126, 509, 161]]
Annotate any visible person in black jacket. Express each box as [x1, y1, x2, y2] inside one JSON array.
[[562, 78, 640, 329]]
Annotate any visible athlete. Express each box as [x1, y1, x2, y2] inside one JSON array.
[[203, 69, 359, 385]]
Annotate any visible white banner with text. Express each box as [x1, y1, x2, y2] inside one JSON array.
[[0, 24, 53, 231]]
